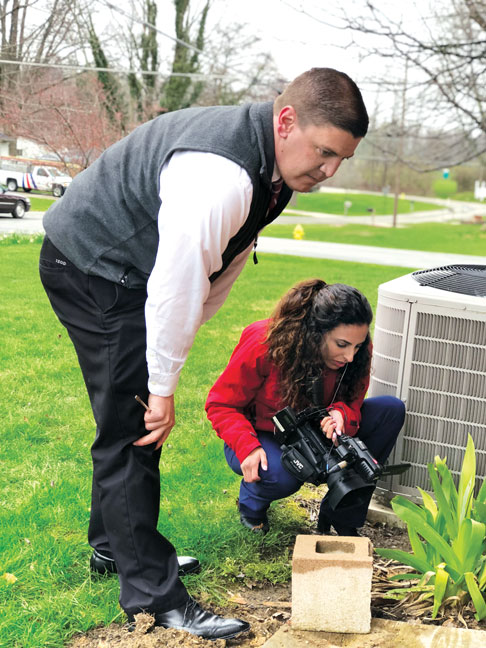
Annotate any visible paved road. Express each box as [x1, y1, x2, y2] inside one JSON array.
[[0, 210, 44, 234], [279, 208, 461, 226], [257, 236, 485, 270], [2, 205, 485, 270]]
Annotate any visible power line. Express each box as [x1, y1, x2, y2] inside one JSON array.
[[100, 0, 206, 57], [99, 0, 278, 87]]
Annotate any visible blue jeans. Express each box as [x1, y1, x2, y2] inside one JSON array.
[[224, 396, 405, 528]]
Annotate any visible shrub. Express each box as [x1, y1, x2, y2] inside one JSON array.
[[432, 178, 458, 199], [376, 435, 486, 620]]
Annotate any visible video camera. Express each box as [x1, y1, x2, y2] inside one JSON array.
[[273, 405, 410, 510]]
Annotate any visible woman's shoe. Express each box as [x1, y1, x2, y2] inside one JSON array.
[[237, 498, 269, 533], [239, 512, 269, 534]]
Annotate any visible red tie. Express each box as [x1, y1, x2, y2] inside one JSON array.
[[268, 177, 283, 213], [254, 178, 284, 266]]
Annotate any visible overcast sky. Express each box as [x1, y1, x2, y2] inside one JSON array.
[[213, 0, 359, 80], [211, 0, 376, 80], [93, 0, 429, 121], [196, 0, 418, 114]]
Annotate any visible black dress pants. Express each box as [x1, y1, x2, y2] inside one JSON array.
[[39, 237, 189, 616]]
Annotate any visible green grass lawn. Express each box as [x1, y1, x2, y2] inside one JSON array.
[[28, 196, 56, 211], [1, 187, 55, 212], [263, 222, 486, 256], [293, 192, 440, 215], [0, 238, 411, 647], [453, 192, 484, 203]]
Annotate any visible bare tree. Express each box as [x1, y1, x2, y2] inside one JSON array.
[[1, 69, 125, 168], [87, 14, 127, 127], [329, 0, 486, 169], [85, 0, 212, 117], [160, 0, 211, 112], [0, 0, 84, 90], [0, 0, 116, 163], [125, 0, 160, 120], [0, 0, 283, 166], [196, 22, 283, 106]]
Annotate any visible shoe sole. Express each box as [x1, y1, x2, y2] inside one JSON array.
[[216, 626, 250, 640], [155, 623, 251, 641]]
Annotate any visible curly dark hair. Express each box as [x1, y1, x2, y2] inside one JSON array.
[[266, 279, 373, 410]]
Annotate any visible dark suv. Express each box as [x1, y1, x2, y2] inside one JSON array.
[[0, 185, 31, 218]]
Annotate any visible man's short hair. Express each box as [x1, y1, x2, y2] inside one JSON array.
[[274, 68, 369, 138]]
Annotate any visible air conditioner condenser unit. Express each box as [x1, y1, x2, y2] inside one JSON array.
[[369, 265, 486, 498]]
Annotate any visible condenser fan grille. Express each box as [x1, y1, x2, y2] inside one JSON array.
[[412, 265, 486, 296]]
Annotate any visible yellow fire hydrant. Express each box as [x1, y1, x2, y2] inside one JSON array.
[[293, 224, 305, 240]]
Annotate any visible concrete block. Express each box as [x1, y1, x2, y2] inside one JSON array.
[[291, 534, 373, 634], [367, 494, 407, 529]]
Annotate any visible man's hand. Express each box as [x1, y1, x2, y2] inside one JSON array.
[[133, 393, 175, 450], [320, 409, 345, 446], [240, 447, 268, 482]]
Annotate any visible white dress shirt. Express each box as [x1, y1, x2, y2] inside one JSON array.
[[146, 150, 254, 396]]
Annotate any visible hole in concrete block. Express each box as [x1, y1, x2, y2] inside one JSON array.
[[315, 540, 355, 554]]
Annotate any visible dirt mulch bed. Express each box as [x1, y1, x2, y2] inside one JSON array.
[[69, 499, 486, 648]]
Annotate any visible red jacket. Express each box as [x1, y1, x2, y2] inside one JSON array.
[[205, 319, 370, 463]]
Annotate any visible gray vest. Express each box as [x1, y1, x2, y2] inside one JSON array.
[[44, 102, 292, 288]]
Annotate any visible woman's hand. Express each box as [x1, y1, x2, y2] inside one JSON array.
[[320, 409, 345, 446], [240, 447, 268, 482], [133, 393, 175, 450]]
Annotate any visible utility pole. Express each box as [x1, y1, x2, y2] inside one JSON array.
[[393, 60, 408, 228]]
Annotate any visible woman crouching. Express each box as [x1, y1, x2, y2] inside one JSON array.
[[205, 279, 405, 535]]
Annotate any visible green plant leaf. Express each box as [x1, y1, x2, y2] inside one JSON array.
[[380, 584, 434, 601], [473, 501, 486, 524], [408, 527, 428, 563], [391, 494, 428, 521], [389, 573, 421, 581], [435, 456, 459, 512], [452, 519, 486, 574], [464, 572, 486, 620], [476, 478, 486, 504], [427, 462, 457, 539], [457, 435, 476, 524], [418, 487, 437, 522], [424, 541, 441, 569], [391, 501, 462, 579], [375, 547, 431, 574], [477, 559, 486, 590], [432, 565, 449, 619]]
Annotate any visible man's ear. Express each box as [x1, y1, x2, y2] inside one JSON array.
[[276, 106, 297, 139]]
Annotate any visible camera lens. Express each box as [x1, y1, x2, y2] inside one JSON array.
[[326, 468, 375, 511]]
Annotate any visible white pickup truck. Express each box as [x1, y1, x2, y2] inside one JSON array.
[[0, 160, 72, 197]]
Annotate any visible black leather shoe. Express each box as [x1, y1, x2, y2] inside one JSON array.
[[127, 598, 250, 640], [90, 549, 201, 576], [239, 512, 269, 534], [177, 555, 201, 575]]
